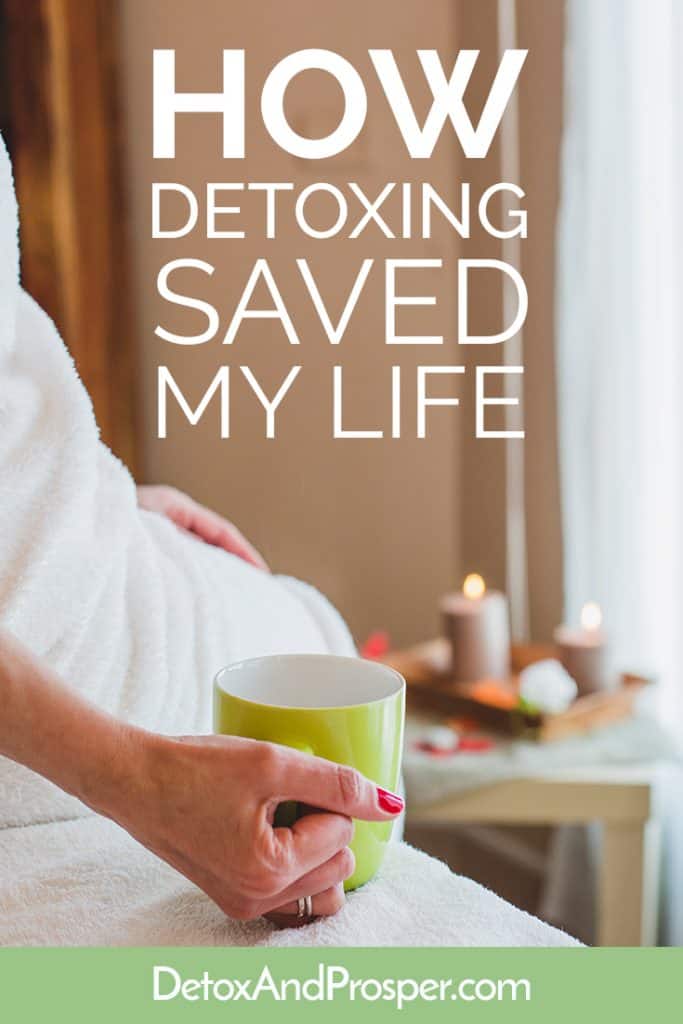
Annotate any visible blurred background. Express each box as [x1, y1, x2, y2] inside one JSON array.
[[0, 0, 681, 946]]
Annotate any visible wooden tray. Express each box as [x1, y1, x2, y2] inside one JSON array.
[[380, 639, 653, 742]]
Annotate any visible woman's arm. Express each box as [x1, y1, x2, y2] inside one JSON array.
[[0, 628, 134, 809], [0, 629, 402, 922]]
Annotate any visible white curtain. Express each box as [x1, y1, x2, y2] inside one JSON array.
[[556, 0, 683, 943]]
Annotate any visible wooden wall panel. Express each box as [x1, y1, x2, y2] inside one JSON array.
[[0, 0, 137, 471]]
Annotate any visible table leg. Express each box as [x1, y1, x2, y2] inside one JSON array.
[[598, 819, 660, 946]]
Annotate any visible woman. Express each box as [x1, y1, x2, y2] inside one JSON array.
[[0, 136, 576, 947], [0, 133, 401, 927]]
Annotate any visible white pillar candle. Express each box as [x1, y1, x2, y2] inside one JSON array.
[[440, 574, 511, 683], [553, 602, 608, 696]]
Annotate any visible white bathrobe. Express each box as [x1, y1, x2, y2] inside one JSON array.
[[0, 137, 576, 947]]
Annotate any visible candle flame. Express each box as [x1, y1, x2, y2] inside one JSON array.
[[581, 602, 602, 631], [463, 573, 486, 600]]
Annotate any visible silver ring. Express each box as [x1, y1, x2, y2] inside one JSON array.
[[297, 895, 314, 919]]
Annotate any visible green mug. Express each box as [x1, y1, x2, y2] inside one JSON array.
[[213, 653, 405, 890]]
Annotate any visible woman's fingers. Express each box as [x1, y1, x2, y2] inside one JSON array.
[[271, 746, 404, 823], [185, 504, 269, 570], [257, 745, 403, 892], [264, 845, 355, 913], [205, 846, 354, 924], [272, 811, 354, 881], [264, 883, 346, 927]]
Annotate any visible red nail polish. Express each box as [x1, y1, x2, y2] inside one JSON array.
[[377, 787, 404, 814]]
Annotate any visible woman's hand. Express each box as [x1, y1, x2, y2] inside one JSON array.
[[137, 485, 268, 571], [101, 732, 402, 925], [0, 629, 402, 926]]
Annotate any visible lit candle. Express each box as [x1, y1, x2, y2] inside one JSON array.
[[553, 602, 607, 696], [440, 575, 511, 683]]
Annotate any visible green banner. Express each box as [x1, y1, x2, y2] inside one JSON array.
[[1, 947, 680, 1023]]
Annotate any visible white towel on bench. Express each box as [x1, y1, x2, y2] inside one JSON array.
[[0, 816, 577, 947]]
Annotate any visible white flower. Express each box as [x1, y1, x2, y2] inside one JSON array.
[[421, 725, 459, 752], [519, 660, 578, 714]]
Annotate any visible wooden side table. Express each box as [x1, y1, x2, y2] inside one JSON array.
[[406, 765, 661, 946]]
